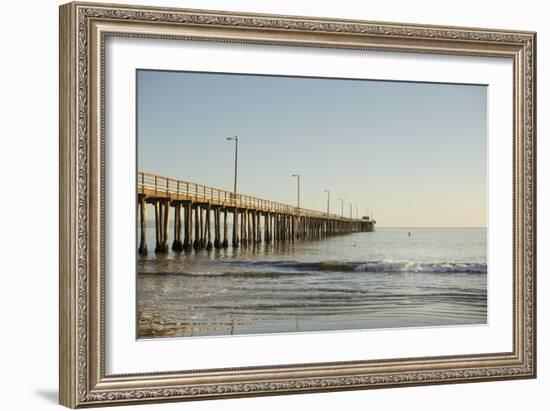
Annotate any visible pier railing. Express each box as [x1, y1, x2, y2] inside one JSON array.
[[138, 171, 356, 221]]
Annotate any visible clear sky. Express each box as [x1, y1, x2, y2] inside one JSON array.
[[137, 70, 487, 228]]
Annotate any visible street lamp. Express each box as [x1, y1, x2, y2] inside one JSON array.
[[355, 206, 358, 219], [338, 198, 344, 217], [226, 136, 238, 193], [324, 189, 330, 215], [292, 174, 300, 209], [349, 203, 353, 219]]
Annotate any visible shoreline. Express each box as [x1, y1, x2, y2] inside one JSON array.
[[138, 309, 488, 339]]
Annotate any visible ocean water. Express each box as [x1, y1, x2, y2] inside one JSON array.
[[137, 227, 487, 338]]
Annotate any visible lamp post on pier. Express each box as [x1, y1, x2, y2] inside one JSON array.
[[339, 198, 344, 217], [292, 174, 300, 209], [226, 135, 239, 193], [349, 203, 353, 219], [324, 189, 330, 216]]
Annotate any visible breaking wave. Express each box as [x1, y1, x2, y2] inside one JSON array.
[[352, 261, 486, 273], [221, 260, 487, 274]]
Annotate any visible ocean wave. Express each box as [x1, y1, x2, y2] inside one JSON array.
[[139, 270, 300, 278], [139, 260, 487, 276], [226, 259, 487, 274], [352, 261, 486, 273]]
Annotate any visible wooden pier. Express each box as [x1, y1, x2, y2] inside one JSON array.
[[137, 172, 375, 255]]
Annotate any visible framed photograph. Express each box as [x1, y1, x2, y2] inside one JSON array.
[[59, 2, 536, 408]]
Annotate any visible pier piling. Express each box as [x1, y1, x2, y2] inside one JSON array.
[[222, 209, 229, 248], [206, 204, 213, 250], [138, 195, 147, 256], [183, 202, 191, 251], [193, 205, 200, 250]]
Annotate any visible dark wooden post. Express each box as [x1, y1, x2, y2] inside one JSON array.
[[246, 210, 251, 246], [256, 211, 262, 244], [248, 210, 253, 245], [283, 215, 287, 241], [183, 202, 190, 250], [199, 206, 205, 248], [245, 210, 249, 246], [276, 214, 280, 242], [222, 209, 229, 248], [154, 200, 162, 253], [162, 201, 169, 252], [242, 210, 248, 247], [288, 215, 291, 240], [251, 210, 256, 245], [206, 204, 213, 250], [264, 213, 270, 243], [232, 209, 239, 248], [278, 214, 282, 242], [193, 205, 200, 249], [138, 196, 147, 255], [273, 214, 277, 243], [172, 203, 183, 251], [282, 214, 286, 241], [214, 207, 221, 248], [270, 214, 274, 243], [171, 202, 178, 250]]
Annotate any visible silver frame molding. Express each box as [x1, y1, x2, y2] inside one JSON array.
[[59, 2, 536, 408]]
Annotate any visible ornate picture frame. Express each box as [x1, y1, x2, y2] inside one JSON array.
[[59, 1, 536, 408]]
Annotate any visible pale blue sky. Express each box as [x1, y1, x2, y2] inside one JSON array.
[[137, 70, 487, 227]]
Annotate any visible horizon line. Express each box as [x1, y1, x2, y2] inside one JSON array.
[[377, 226, 487, 229]]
